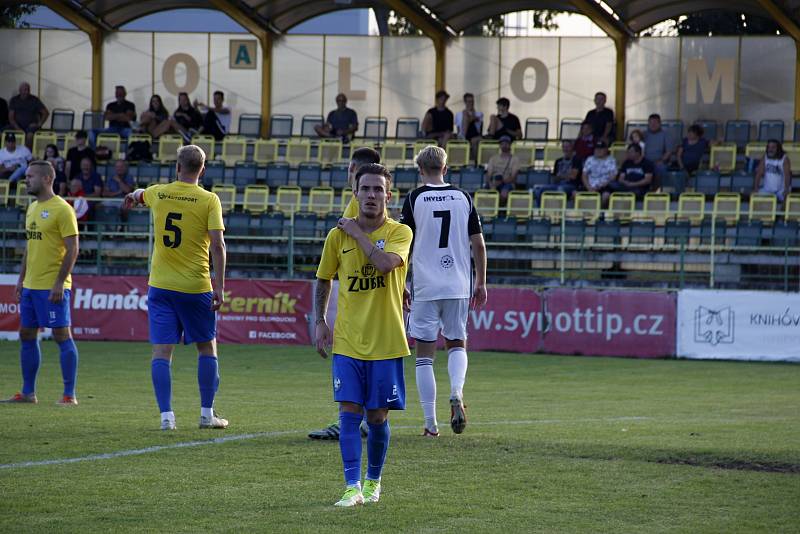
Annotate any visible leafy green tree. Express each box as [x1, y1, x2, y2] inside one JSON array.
[[643, 11, 781, 36], [0, 4, 37, 29]]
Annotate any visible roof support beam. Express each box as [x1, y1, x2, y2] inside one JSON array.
[[41, 0, 104, 111], [382, 0, 450, 91], [208, 0, 276, 136], [754, 0, 800, 120]]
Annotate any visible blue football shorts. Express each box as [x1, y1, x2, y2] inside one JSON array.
[[332, 354, 406, 410], [147, 286, 216, 345], [20, 288, 72, 329]]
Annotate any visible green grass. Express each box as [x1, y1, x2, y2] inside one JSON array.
[[1, 342, 799, 533]]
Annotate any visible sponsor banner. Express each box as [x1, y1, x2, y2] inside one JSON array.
[[541, 289, 676, 358], [465, 287, 543, 352], [677, 289, 800, 362], [0, 275, 312, 345]]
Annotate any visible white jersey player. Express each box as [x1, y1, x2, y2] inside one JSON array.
[[399, 146, 487, 437]]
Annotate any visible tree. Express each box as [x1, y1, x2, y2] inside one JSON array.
[[0, 4, 37, 29], [382, 10, 561, 37], [642, 11, 781, 36]]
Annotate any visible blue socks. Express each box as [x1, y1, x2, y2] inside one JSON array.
[[57, 339, 79, 397], [20, 339, 41, 395], [151, 359, 172, 413], [197, 355, 219, 409], [367, 420, 390, 481], [339, 411, 363, 486]]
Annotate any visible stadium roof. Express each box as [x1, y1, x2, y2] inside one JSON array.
[[16, 0, 800, 37]]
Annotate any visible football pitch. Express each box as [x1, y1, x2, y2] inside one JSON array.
[[1, 342, 798, 533]]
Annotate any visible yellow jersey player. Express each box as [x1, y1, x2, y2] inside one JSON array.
[[315, 163, 413, 506], [125, 145, 227, 431], [3, 161, 80, 405], [308, 146, 381, 441]]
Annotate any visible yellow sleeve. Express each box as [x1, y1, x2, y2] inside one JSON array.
[[316, 229, 340, 280], [207, 193, 225, 231], [343, 195, 359, 218], [142, 184, 160, 207], [58, 204, 79, 238], [383, 223, 412, 265]]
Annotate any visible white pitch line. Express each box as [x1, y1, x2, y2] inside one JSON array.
[[0, 416, 650, 471]]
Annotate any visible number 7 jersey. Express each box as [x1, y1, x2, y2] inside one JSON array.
[[143, 181, 225, 294], [399, 184, 482, 301]]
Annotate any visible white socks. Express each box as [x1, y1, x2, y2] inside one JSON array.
[[201, 407, 214, 419], [415, 357, 437, 430], [161, 411, 175, 423], [447, 347, 468, 399]]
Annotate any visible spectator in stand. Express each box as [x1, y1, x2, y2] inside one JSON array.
[[422, 90, 454, 147], [610, 143, 654, 199], [138, 95, 171, 139], [314, 93, 358, 142], [195, 90, 231, 141], [574, 121, 596, 160], [77, 157, 103, 198], [677, 125, 709, 175], [484, 135, 520, 203], [65, 130, 95, 180], [45, 144, 67, 196], [455, 92, 483, 154], [487, 97, 522, 141], [171, 92, 203, 143], [89, 85, 136, 149], [8, 82, 49, 147], [102, 160, 135, 212], [68, 178, 90, 225], [582, 141, 617, 204], [535, 139, 583, 203], [0, 132, 32, 184], [628, 129, 645, 152], [0, 96, 8, 131], [643, 114, 672, 184], [755, 140, 792, 201], [584, 92, 614, 144]]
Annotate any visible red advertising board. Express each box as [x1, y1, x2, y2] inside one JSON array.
[[540, 288, 676, 358], [465, 287, 542, 352]]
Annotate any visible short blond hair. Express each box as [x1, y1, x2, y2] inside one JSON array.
[[28, 160, 55, 180], [177, 145, 206, 174], [415, 145, 447, 172]]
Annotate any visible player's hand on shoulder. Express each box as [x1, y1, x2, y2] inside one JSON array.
[[471, 283, 487, 310], [337, 217, 360, 238]]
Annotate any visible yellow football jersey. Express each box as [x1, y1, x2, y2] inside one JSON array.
[[23, 196, 79, 290], [343, 195, 359, 218], [143, 181, 225, 294], [316, 218, 412, 360]]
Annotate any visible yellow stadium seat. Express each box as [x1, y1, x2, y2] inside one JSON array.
[[573, 191, 601, 223], [388, 187, 402, 214], [506, 190, 533, 219], [96, 133, 121, 159], [243, 185, 269, 213], [220, 136, 247, 167], [474, 190, 499, 220], [318, 139, 343, 167], [539, 191, 566, 222], [308, 186, 335, 216], [0, 130, 25, 149], [212, 184, 236, 213], [678, 192, 705, 224], [253, 139, 279, 164], [285, 139, 311, 167], [32, 130, 58, 159], [477, 140, 499, 166], [15, 182, 30, 210], [0, 180, 9, 206], [339, 188, 352, 213], [748, 193, 777, 225], [60, 131, 78, 152], [785, 193, 800, 222], [642, 192, 671, 225], [190, 134, 215, 160], [413, 140, 436, 158], [782, 144, 800, 167], [710, 144, 736, 173], [607, 192, 636, 222], [276, 185, 302, 214], [610, 144, 629, 168], [381, 141, 407, 168], [712, 192, 741, 225], [744, 142, 767, 160], [445, 140, 470, 168], [510, 141, 536, 168], [542, 143, 562, 170], [157, 134, 183, 162]]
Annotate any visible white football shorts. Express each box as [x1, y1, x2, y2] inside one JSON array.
[[408, 298, 469, 342]]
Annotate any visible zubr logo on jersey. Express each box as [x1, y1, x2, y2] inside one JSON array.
[[26, 221, 42, 241], [347, 263, 386, 292]]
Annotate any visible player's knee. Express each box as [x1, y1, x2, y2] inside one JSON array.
[[366, 409, 388, 425], [445, 339, 465, 350], [152, 345, 174, 360], [52, 328, 72, 343], [196, 340, 217, 356], [339, 402, 363, 415], [19, 328, 38, 341]]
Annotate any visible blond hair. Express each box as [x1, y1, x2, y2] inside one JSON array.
[[177, 145, 206, 174], [28, 160, 55, 179], [415, 145, 447, 172]]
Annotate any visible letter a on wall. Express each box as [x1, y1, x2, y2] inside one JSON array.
[[230, 40, 257, 70]]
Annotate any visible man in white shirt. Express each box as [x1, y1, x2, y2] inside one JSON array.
[[0, 132, 32, 184], [454, 93, 483, 155]]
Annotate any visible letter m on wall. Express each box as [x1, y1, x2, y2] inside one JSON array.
[[685, 58, 735, 104]]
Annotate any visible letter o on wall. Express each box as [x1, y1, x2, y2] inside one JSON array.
[[162, 53, 200, 95], [510, 58, 549, 103]]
